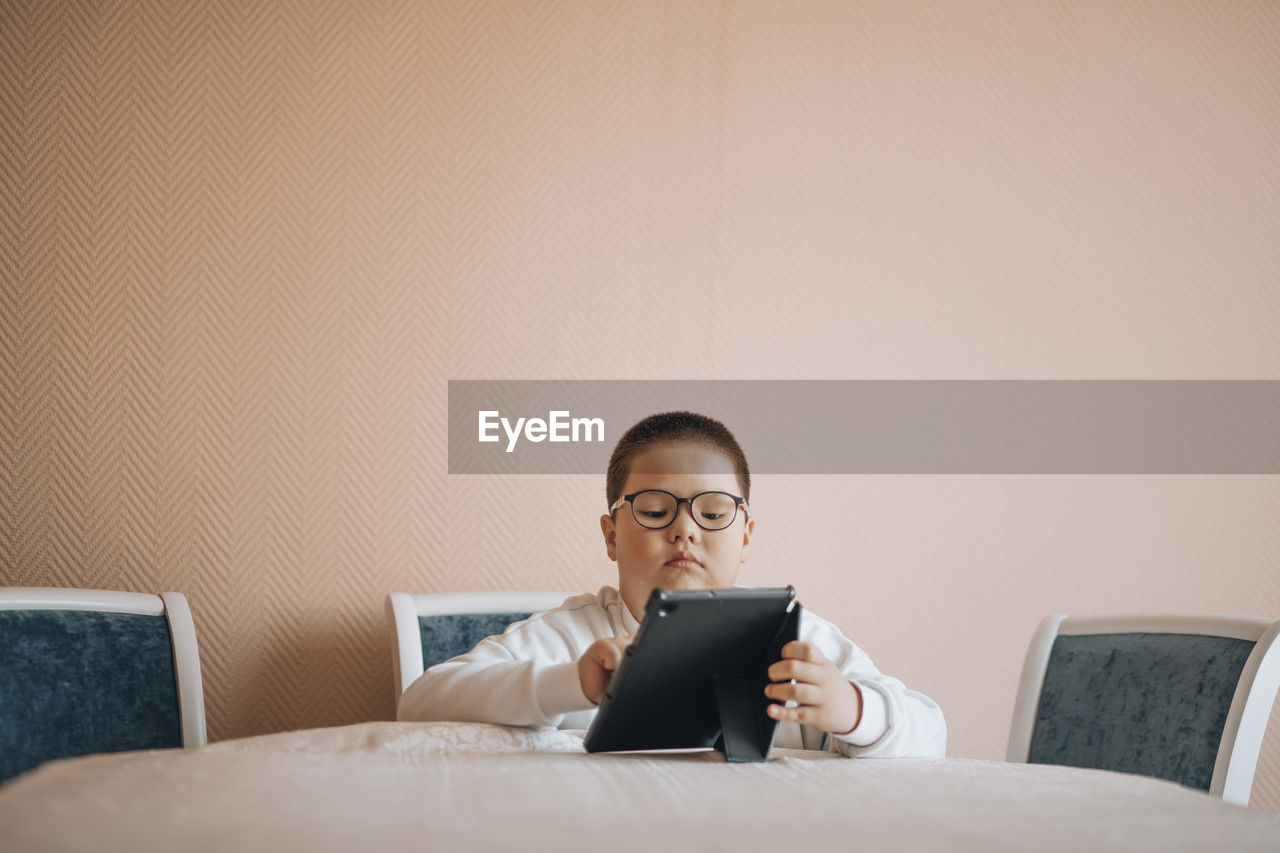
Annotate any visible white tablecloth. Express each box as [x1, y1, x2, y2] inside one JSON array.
[[2, 721, 1278, 852]]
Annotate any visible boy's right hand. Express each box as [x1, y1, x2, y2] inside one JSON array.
[[578, 634, 635, 706]]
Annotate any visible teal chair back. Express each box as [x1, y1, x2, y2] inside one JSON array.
[[0, 588, 206, 785], [1008, 613, 1280, 805], [419, 611, 537, 671], [386, 591, 572, 700]]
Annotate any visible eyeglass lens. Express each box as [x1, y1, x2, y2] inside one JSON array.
[[630, 491, 739, 530]]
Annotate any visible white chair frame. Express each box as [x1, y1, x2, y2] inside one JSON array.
[[385, 591, 572, 700], [1007, 612, 1280, 806], [0, 587, 207, 748]]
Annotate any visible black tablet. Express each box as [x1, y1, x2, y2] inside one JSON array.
[[583, 586, 802, 762]]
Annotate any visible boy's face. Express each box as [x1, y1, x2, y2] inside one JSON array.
[[600, 441, 754, 623]]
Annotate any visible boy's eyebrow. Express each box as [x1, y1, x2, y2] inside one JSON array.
[[627, 488, 741, 498]]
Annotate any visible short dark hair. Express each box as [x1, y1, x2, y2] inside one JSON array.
[[605, 411, 750, 510]]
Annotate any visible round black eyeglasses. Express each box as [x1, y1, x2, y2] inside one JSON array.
[[609, 489, 748, 531]]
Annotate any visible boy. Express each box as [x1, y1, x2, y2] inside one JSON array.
[[398, 411, 947, 758]]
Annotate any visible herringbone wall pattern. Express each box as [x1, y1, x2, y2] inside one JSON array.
[[3, 0, 1280, 808]]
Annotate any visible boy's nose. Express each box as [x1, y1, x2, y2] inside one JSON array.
[[668, 503, 700, 540]]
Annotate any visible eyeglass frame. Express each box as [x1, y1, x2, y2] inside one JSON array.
[[608, 489, 750, 531]]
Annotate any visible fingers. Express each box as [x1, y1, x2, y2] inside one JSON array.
[[767, 642, 833, 683], [605, 633, 637, 662], [766, 703, 815, 724], [763, 681, 821, 704], [592, 639, 625, 672], [766, 657, 824, 684], [779, 641, 827, 664]]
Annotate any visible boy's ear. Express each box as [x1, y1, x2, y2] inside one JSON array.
[[600, 514, 618, 562], [739, 516, 755, 564]]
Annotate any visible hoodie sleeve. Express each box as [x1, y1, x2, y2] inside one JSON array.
[[795, 611, 947, 759], [396, 612, 600, 728]]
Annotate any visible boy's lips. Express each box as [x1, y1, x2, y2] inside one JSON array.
[[665, 553, 702, 569]]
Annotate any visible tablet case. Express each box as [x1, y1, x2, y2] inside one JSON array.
[[583, 586, 802, 763]]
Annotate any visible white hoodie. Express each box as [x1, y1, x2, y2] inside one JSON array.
[[396, 584, 947, 758]]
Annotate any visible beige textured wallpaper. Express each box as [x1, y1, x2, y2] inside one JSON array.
[[3, 0, 1280, 808]]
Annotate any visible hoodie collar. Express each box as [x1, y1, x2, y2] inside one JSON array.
[[621, 599, 641, 633]]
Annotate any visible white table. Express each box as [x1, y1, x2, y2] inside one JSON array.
[[2, 721, 1278, 851]]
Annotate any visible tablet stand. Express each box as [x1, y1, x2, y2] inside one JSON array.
[[712, 674, 768, 762], [711, 602, 802, 763]]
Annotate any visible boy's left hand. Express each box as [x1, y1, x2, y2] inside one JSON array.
[[764, 641, 862, 735]]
